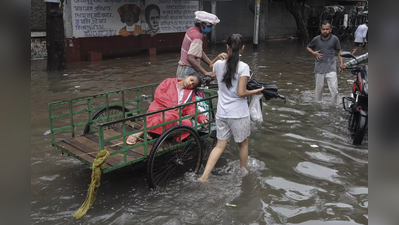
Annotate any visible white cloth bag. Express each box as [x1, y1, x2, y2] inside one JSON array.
[[249, 94, 263, 123]]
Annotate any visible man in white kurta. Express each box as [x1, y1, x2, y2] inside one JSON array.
[[352, 20, 368, 55]]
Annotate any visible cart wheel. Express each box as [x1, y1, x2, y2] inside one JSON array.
[[147, 125, 202, 189], [83, 106, 132, 134]]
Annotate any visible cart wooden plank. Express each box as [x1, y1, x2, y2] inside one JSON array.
[[84, 133, 143, 158], [64, 137, 99, 156], [112, 124, 136, 134], [106, 145, 144, 160], [124, 121, 153, 156], [102, 129, 125, 145], [132, 121, 144, 128], [129, 144, 153, 156], [63, 138, 121, 166], [104, 122, 143, 138], [94, 126, 153, 156], [71, 136, 138, 163], [57, 141, 113, 167], [71, 136, 102, 151], [128, 121, 144, 130], [84, 133, 115, 148], [57, 122, 155, 167], [106, 153, 133, 167]]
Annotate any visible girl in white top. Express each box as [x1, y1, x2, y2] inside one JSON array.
[[198, 34, 264, 182]]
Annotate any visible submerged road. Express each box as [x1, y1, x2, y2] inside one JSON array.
[[31, 40, 368, 224]]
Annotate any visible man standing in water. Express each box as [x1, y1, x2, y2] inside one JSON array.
[[306, 20, 343, 105], [176, 11, 226, 79], [352, 20, 368, 55]]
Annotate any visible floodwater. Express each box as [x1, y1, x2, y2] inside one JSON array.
[[31, 40, 368, 224]]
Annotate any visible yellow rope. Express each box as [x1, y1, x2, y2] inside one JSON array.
[[73, 150, 109, 219]]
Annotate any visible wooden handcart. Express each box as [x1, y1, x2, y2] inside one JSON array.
[[48, 83, 217, 188]]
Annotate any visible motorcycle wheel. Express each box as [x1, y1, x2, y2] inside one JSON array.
[[347, 104, 356, 135], [353, 114, 367, 145], [348, 113, 356, 134]]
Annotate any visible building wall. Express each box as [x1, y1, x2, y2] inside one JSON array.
[[201, 0, 344, 42], [204, 0, 255, 42], [308, 0, 337, 6], [31, 38, 47, 59], [31, 0, 47, 59], [31, 0, 46, 31], [267, 1, 297, 38], [203, 0, 297, 42], [32, 0, 343, 38], [64, 1, 73, 38]]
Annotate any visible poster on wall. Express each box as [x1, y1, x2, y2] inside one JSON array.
[[144, 0, 198, 34], [70, 0, 198, 38]]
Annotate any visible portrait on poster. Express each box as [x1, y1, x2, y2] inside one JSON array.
[[70, 0, 198, 37]]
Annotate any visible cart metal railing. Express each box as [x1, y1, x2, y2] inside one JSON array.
[[48, 83, 218, 173]]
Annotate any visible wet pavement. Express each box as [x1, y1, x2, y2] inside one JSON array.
[[31, 40, 368, 224]]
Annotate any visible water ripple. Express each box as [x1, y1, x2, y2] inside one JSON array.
[[294, 162, 342, 184], [265, 177, 326, 201]]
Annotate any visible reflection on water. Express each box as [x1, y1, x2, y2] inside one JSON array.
[[31, 40, 367, 224]]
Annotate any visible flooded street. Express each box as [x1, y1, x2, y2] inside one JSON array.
[[31, 40, 368, 224]]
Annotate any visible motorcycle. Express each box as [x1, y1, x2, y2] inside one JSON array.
[[341, 52, 368, 145]]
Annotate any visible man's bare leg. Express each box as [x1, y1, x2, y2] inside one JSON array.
[[352, 46, 358, 55]]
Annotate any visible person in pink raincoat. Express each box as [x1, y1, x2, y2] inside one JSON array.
[[127, 72, 208, 145]]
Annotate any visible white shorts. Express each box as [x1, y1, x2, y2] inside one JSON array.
[[216, 115, 250, 143]]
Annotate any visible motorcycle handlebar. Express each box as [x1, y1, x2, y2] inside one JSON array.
[[341, 66, 361, 75], [346, 66, 362, 71]]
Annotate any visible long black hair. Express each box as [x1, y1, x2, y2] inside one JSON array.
[[187, 71, 203, 88], [222, 34, 244, 89]]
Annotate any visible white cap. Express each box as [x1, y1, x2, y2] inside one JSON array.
[[194, 11, 220, 25]]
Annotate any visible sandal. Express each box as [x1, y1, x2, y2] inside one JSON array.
[[126, 134, 143, 145]]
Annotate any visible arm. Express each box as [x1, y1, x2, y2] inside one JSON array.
[[346, 58, 359, 67], [346, 53, 368, 67], [362, 28, 368, 45], [182, 95, 208, 123], [337, 49, 343, 66], [306, 45, 323, 60], [153, 79, 172, 107], [186, 38, 216, 77], [340, 53, 368, 71], [334, 36, 343, 67], [201, 51, 212, 66], [209, 53, 228, 70], [187, 55, 215, 77], [237, 76, 264, 97]]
